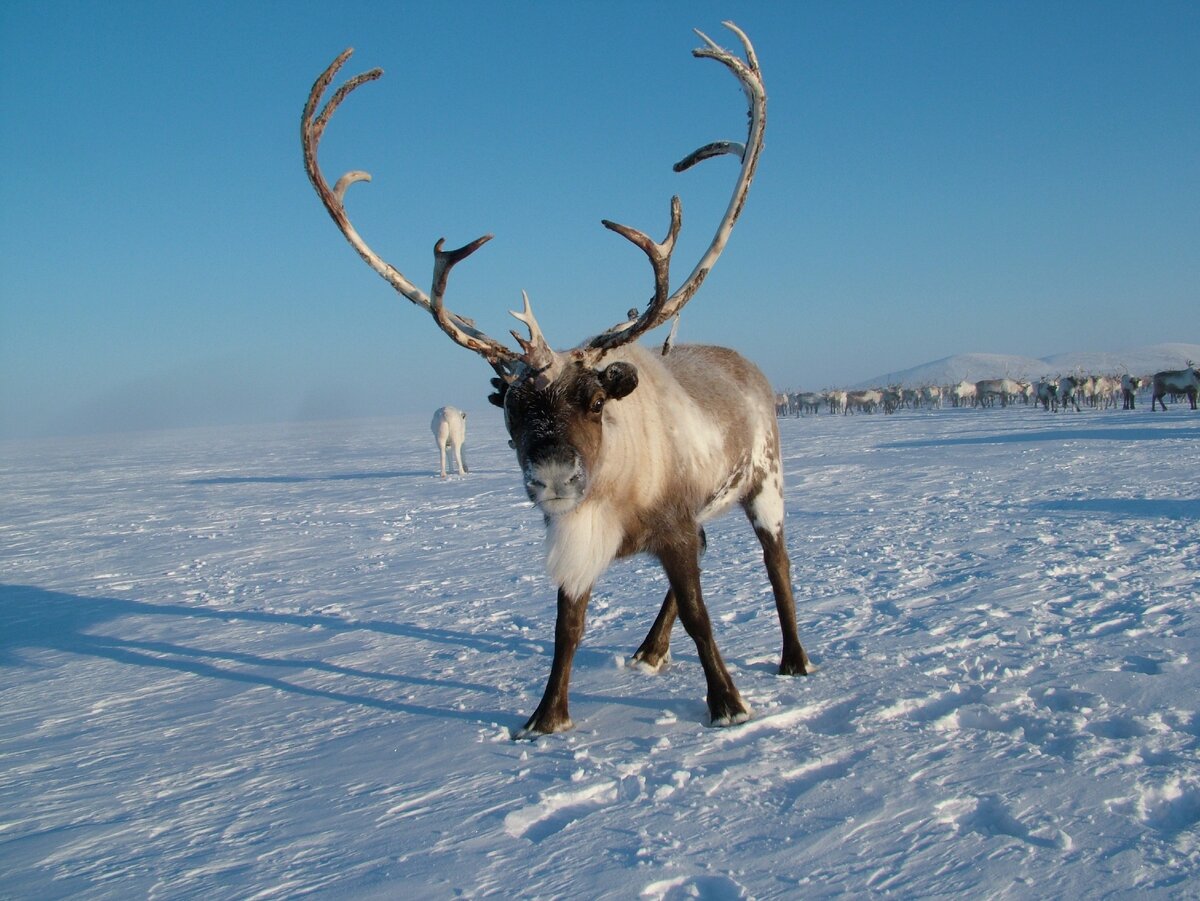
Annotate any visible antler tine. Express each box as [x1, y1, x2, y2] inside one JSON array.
[[301, 49, 522, 377], [508, 291, 556, 375], [598, 195, 682, 330], [587, 22, 766, 355]]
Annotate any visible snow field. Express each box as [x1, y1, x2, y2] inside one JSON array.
[[2, 405, 1198, 898]]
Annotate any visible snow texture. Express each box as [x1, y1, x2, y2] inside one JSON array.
[[2, 401, 1198, 898]]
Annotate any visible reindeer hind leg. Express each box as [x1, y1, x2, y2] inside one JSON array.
[[631, 589, 676, 671], [631, 529, 703, 671], [743, 466, 810, 676]]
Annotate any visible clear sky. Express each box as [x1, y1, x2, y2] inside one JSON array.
[[2, 1, 1197, 438]]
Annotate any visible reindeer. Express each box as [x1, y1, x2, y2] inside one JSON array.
[[951, 380, 977, 407], [301, 24, 809, 737], [431, 406, 468, 478], [845, 389, 883, 414], [975, 378, 1024, 408], [1151, 363, 1199, 411], [792, 391, 821, 415], [1058, 375, 1083, 412], [1121, 374, 1142, 409], [1035, 379, 1058, 412], [1092, 375, 1121, 409]]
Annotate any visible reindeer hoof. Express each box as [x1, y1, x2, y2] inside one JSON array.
[[515, 711, 574, 740], [779, 643, 812, 676], [709, 696, 752, 727], [629, 649, 671, 674], [711, 707, 752, 728]]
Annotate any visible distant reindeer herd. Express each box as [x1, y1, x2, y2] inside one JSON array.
[[776, 362, 1198, 417]]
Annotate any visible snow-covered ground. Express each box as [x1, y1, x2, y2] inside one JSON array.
[[3, 401, 1198, 898]]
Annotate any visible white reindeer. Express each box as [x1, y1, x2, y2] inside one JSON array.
[[1058, 375, 1083, 412], [951, 380, 977, 407], [1092, 376, 1121, 409], [431, 406, 468, 478], [302, 24, 809, 737], [1151, 363, 1199, 411]]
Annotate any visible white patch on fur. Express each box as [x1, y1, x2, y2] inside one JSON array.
[[747, 431, 785, 535], [664, 397, 727, 502], [592, 345, 730, 514], [544, 500, 623, 600], [750, 471, 785, 535]]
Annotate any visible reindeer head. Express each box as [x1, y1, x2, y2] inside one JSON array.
[[490, 355, 639, 514], [301, 23, 765, 516]]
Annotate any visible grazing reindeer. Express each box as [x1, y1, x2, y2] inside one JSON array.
[[301, 24, 809, 737], [431, 406, 468, 478], [1151, 363, 1199, 411]]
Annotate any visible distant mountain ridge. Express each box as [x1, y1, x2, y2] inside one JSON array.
[[853, 342, 1199, 389]]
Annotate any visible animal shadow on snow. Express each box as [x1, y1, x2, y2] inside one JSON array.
[[0, 583, 538, 728], [1030, 497, 1199, 521]]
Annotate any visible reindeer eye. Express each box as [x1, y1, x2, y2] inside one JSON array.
[[588, 393, 605, 415]]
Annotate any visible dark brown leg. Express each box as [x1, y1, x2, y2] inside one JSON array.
[[753, 524, 810, 675], [517, 587, 590, 738], [658, 530, 749, 726], [631, 588, 677, 669]]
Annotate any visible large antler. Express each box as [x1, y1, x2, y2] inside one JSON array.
[[588, 21, 766, 355], [302, 49, 549, 379]]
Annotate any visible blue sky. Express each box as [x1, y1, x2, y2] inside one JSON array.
[[1, 1, 1196, 438]]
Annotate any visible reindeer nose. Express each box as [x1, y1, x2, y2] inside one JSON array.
[[526, 445, 586, 504]]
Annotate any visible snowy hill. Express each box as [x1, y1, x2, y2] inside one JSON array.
[[1042, 342, 1200, 378], [2, 408, 1198, 897], [854, 342, 1199, 389], [858, 352, 1053, 389]]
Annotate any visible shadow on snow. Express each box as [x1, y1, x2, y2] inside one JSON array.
[[0, 583, 529, 728]]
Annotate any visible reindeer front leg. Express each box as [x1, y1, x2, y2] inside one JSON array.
[[517, 587, 590, 738], [659, 533, 750, 726]]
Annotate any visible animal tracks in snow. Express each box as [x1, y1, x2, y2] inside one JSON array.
[[504, 781, 618, 843], [936, 794, 1073, 850]]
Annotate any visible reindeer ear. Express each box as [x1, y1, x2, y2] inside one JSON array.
[[600, 362, 639, 401], [488, 377, 508, 408]]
